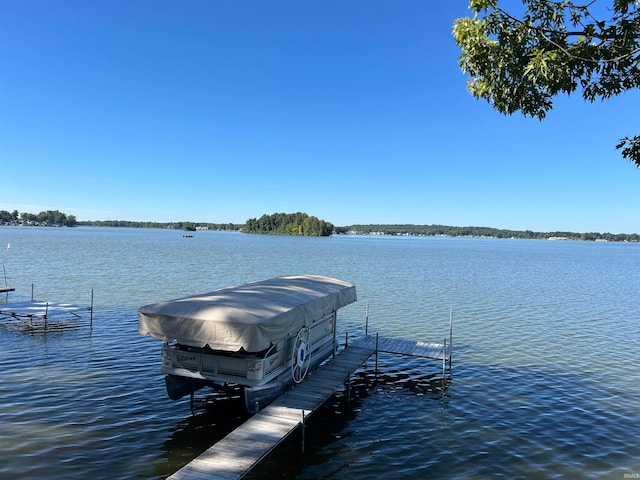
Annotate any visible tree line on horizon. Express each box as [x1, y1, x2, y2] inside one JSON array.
[[83, 219, 240, 231], [0, 209, 77, 227], [338, 224, 640, 242], [2, 209, 638, 242]]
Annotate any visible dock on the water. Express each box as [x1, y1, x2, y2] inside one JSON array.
[[0, 300, 83, 318], [0, 286, 15, 293], [169, 334, 453, 480], [0, 296, 94, 332]]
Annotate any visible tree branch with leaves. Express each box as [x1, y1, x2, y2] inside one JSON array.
[[453, 0, 640, 166]]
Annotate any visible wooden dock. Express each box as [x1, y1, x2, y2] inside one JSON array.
[[168, 334, 452, 480]]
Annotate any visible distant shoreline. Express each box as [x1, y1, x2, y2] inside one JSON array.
[[1, 221, 638, 242]]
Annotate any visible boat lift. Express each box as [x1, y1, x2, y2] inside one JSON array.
[[0, 286, 94, 332]]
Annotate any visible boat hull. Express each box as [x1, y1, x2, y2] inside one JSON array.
[[165, 374, 209, 400]]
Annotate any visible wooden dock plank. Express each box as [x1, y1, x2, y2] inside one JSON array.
[[170, 413, 301, 480]]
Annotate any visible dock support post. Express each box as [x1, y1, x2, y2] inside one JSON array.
[[31, 284, 34, 301], [44, 303, 49, 331], [449, 308, 453, 348], [2, 265, 7, 301], [449, 308, 453, 375], [332, 313, 337, 358], [301, 410, 305, 454], [375, 332, 379, 375], [442, 338, 447, 382], [90, 289, 94, 328], [365, 301, 369, 336], [345, 331, 348, 348], [347, 371, 351, 402], [2, 265, 7, 300]]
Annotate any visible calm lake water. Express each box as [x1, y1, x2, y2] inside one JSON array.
[[0, 226, 638, 479]]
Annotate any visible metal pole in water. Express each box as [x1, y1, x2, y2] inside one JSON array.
[[90, 289, 94, 328], [332, 312, 337, 358], [442, 338, 447, 382], [44, 302, 49, 332], [2, 265, 7, 301], [449, 308, 453, 375], [375, 332, 379, 375], [347, 371, 351, 403], [365, 301, 369, 336], [301, 410, 305, 454]]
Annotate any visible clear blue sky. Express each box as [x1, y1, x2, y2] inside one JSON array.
[[1, 1, 638, 233]]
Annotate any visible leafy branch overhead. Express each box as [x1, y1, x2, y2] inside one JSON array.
[[453, 0, 640, 167]]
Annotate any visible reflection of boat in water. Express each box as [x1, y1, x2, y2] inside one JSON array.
[[138, 275, 357, 413]]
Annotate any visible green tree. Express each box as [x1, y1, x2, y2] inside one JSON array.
[[453, 0, 640, 166], [243, 212, 334, 236], [21, 212, 36, 223]]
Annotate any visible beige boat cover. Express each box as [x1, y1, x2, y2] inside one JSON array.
[[138, 275, 357, 352]]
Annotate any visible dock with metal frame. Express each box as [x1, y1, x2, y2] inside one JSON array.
[[0, 289, 95, 332], [168, 333, 453, 480]]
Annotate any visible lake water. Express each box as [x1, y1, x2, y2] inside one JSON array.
[[0, 226, 638, 479]]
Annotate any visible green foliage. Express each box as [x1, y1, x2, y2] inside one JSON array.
[[0, 209, 76, 226], [341, 224, 640, 242], [243, 212, 334, 236], [453, 0, 640, 167], [86, 220, 242, 231]]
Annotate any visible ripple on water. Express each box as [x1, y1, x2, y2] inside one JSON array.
[[1, 231, 639, 479]]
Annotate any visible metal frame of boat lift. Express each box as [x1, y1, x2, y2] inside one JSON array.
[[0, 285, 94, 332]]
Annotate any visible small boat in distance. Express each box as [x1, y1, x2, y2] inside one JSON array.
[[138, 275, 357, 412]]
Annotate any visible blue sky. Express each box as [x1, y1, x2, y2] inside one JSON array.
[[1, 1, 638, 233]]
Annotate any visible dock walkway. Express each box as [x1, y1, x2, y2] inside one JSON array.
[[168, 335, 452, 480]]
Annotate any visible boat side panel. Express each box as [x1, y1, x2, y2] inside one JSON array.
[[161, 311, 337, 389]]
